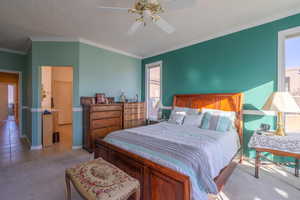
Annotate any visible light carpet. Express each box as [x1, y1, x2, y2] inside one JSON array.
[[0, 150, 299, 200]]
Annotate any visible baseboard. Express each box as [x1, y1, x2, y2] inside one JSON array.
[[72, 145, 82, 150], [30, 145, 43, 150]]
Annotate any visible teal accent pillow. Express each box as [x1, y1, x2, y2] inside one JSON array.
[[216, 116, 231, 132], [200, 112, 231, 132]]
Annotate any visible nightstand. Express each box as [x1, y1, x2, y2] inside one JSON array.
[[249, 131, 300, 178]]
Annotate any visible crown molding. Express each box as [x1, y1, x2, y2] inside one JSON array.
[[143, 7, 300, 59], [0, 48, 26, 55], [79, 38, 142, 59], [29, 36, 78, 42], [29, 36, 141, 59]]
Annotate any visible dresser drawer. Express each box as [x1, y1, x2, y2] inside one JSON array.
[[124, 103, 145, 109], [124, 107, 145, 115], [91, 118, 121, 129], [91, 105, 122, 112], [124, 119, 146, 129], [91, 126, 121, 138], [91, 111, 121, 120], [124, 113, 145, 121]]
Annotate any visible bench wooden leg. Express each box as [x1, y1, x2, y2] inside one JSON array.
[[65, 174, 71, 200], [255, 151, 261, 179], [296, 159, 299, 177]]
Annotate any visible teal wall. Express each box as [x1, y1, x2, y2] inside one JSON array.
[[0, 50, 29, 140], [142, 13, 300, 160], [30, 41, 80, 146], [79, 43, 142, 100], [0, 51, 26, 71], [29, 41, 141, 147]]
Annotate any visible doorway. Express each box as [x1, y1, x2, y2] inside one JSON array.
[[41, 66, 73, 150], [0, 72, 19, 124], [0, 71, 26, 165]]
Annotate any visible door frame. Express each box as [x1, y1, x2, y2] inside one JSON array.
[[145, 61, 163, 120], [40, 66, 74, 147], [0, 69, 22, 134]]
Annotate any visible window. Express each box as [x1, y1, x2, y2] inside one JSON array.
[[146, 61, 162, 120], [278, 28, 300, 132]]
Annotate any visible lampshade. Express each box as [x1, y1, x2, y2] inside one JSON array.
[[262, 92, 300, 113]]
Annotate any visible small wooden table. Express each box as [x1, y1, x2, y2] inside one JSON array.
[[255, 148, 300, 178], [249, 131, 300, 179]]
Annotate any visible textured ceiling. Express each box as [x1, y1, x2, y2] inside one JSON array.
[[1, 0, 300, 58]]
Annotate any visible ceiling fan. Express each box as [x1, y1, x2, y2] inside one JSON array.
[[98, 0, 175, 35]]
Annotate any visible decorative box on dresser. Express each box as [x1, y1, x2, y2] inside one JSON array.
[[123, 102, 146, 129], [81, 97, 123, 152]]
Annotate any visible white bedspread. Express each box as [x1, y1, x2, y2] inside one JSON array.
[[128, 122, 240, 179]]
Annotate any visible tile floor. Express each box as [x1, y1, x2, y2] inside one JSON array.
[[0, 117, 30, 167], [0, 117, 74, 168]]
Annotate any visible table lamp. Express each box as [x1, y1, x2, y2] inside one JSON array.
[[262, 92, 300, 136]]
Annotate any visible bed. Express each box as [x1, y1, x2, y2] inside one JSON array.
[[94, 93, 244, 200]]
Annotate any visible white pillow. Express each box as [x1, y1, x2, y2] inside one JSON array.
[[168, 113, 185, 125], [182, 114, 203, 127], [168, 107, 200, 125], [201, 108, 236, 129], [171, 107, 200, 115]]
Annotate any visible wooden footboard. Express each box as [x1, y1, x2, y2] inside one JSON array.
[[95, 139, 241, 200], [95, 139, 191, 200]]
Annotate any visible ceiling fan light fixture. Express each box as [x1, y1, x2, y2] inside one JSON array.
[[98, 0, 175, 35]]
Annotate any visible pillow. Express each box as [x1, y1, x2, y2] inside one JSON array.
[[202, 108, 236, 124], [168, 113, 185, 125], [200, 112, 232, 132], [200, 108, 236, 131], [171, 107, 200, 115], [168, 107, 199, 125], [182, 114, 203, 126]]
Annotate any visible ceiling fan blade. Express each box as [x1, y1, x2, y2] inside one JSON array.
[[128, 21, 143, 35], [155, 17, 175, 34], [97, 6, 130, 11]]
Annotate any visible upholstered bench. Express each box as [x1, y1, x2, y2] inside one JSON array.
[[65, 157, 140, 200]]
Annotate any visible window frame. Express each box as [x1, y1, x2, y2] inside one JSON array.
[[278, 26, 300, 131], [278, 26, 300, 91], [145, 61, 163, 120]]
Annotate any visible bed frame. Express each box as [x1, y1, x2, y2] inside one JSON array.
[[94, 93, 244, 200]]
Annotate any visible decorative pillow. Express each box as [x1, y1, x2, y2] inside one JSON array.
[[168, 107, 199, 125], [202, 108, 236, 126], [182, 114, 203, 127], [168, 113, 185, 125], [200, 112, 232, 132]]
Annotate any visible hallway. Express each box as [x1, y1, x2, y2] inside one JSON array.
[[0, 117, 29, 167]]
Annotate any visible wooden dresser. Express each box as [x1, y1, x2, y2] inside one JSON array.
[[82, 103, 123, 152], [81, 97, 146, 152], [123, 102, 146, 129]]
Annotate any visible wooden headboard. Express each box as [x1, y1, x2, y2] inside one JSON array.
[[173, 93, 244, 145]]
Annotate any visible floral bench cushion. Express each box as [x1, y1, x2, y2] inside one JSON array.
[[66, 157, 139, 200]]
